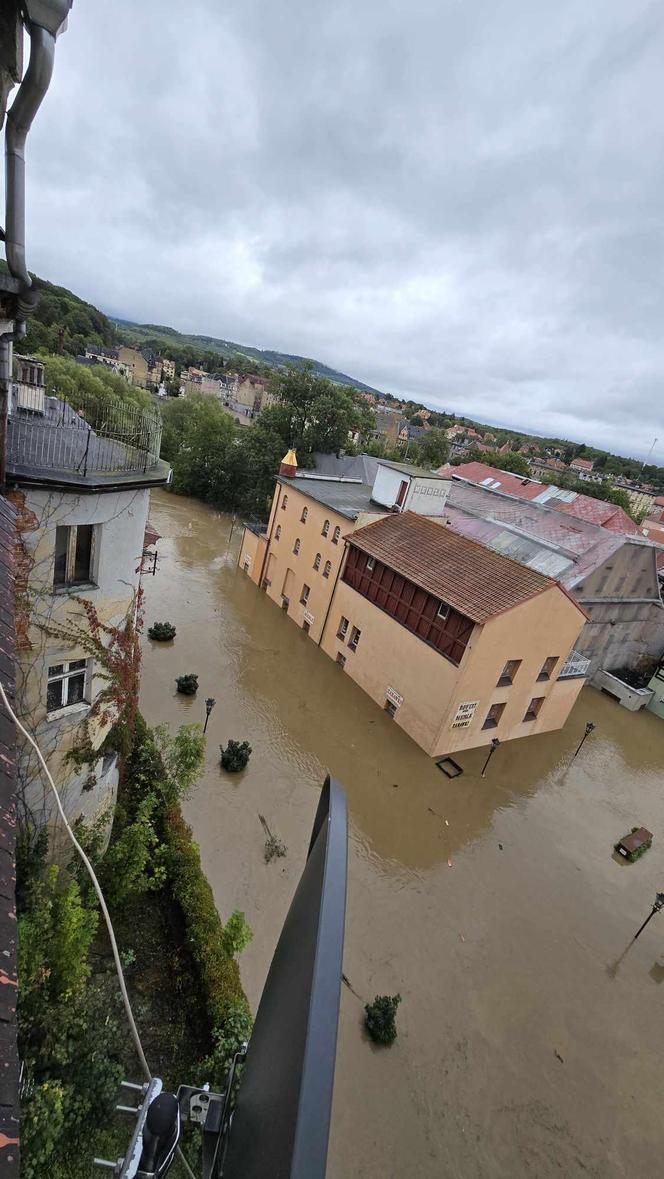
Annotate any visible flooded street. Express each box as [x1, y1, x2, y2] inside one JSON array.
[[140, 489, 664, 1178]]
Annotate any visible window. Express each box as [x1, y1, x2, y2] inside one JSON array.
[[497, 658, 521, 687], [323, 560, 332, 578], [436, 601, 449, 620], [275, 525, 281, 541], [322, 519, 330, 537], [348, 626, 361, 651], [300, 583, 310, 605], [46, 659, 89, 713], [293, 538, 301, 555], [281, 495, 288, 509], [313, 553, 321, 571], [523, 696, 544, 722], [337, 616, 349, 639], [366, 557, 375, 572], [53, 524, 96, 589], [384, 699, 398, 718], [336, 652, 346, 669], [301, 507, 309, 523], [482, 702, 506, 730], [537, 656, 559, 682], [332, 526, 341, 545]]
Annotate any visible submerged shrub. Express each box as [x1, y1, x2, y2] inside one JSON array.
[[364, 994, 402, 1046], [175, 673, 199, 695], [148, 621, 176, 641], [220, 739, 252, 772]]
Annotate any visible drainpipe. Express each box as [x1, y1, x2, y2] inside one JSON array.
[[318, 539, 348, 648]]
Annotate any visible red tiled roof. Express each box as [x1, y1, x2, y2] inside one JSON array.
[[346, 511, 568, 624], [437, 461, 639, 536], [570, 458, 594, 470], [641, 523, 664, 546]]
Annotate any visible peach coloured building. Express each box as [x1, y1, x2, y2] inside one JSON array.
[[239, 454, 588, 757]]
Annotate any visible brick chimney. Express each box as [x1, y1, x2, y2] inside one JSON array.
[[279, 448, 297, 478]]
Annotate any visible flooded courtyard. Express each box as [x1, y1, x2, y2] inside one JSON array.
[[140, 489, 664, 1178]]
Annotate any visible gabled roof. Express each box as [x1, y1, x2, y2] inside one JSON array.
[[437, 461, 639, 535], [345, 511, 572, 624]]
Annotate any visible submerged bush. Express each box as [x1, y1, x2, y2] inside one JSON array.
[[364, 994, 402, 1046], [175, 673, 199, 695], [220, 739, 252, 772], [222, 910, 253, 958], [148, 621, 176, 641], [264, 833, 287, 863]]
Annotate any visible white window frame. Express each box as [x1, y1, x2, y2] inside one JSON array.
[[323, 560, 332, 579], [436, 601, 449, 619], [337, 616, 349, 639], [366, 557, 375, 572], [348, 626, 361, 651], [53, 523, 99, 590], [46, 658, 92, 716]]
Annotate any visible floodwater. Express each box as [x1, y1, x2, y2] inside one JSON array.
[[140, 489, 664, 1178]]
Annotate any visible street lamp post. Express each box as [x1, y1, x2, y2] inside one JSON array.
[[573, 721, 595, 759], [204, 697, 216, 734], [632, 893, 664, 942], [481, 737, 500, 778]]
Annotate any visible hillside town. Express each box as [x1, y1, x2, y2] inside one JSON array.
[[3, 5, 664, 1179]]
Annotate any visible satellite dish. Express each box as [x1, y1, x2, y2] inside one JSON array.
[[221, 775, 348, 1179]]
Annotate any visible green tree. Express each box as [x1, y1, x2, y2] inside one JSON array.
[[412, 428, 450, 469], [467, 448, 531, 476]]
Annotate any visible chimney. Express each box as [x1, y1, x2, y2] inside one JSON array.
[[279, 448, 297, 478]]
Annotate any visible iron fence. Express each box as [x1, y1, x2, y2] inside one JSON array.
[[559, 650, 591, 679], [7, 387, 163, 478]]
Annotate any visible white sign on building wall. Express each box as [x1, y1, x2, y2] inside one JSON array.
[[304, 610, 315, 626], [451, 700, 479, 729], [386, 686, 404, 709]]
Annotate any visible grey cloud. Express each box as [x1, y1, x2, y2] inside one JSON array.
[[20, 0, 664, 462]]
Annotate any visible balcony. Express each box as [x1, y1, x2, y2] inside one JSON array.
[[7, 388, 169, 490], [558, 650, 591, 679]]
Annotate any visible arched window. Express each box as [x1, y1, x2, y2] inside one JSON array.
[[293, 538, 301, 555], [322, 519, 330, 537], [313, 553, 321, 570], [323, 560, 332, 578], [300, 506, 308, 523], [282, 494, 288, 509], [332, 525, 341, 545], [275, 525, 281, 541]]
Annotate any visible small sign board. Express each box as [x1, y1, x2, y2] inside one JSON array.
[[304, 610, 314, 625], [451, 700, 479, 729], [386, 686, 403, 709]]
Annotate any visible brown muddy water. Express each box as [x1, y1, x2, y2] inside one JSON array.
[[140, 489, 664, 1179]]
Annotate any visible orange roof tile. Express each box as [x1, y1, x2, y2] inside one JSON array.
[[345, 511, 572, 624]]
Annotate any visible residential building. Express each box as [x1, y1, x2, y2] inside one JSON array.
[[239, 452, 587, 756], [530, 457, 568, 479], [319, 512, 587, 756], [372, 405, 403, 445], [3, 361, 170, 848], [117, 345, 149, 387], [624, 486, 658, 518], [398, 421, 428, 444], [436, 472, 664, 679], [235, 374, 276, 413], [13, 353, 45, 412], [569, 457, 594, 477], [161, 356, 176, 381], [84, 344, 133, 382]]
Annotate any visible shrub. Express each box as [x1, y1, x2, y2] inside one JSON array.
[[175, 673, 199, 695], [264, 833, 287, 863], [364, 994, 402, 1046], [222, 911, 253, 958], [204, 1002, 253, 1091], [148, 621, 176, 641], [220, 739, 252, 772]]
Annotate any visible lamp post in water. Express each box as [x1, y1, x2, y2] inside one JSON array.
[[203, 697, 216, 734], [632, 892, 664, 942], [573, 721, 595, 759], [481, 737, 500, 778]]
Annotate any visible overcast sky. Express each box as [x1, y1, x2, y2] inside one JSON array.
[[23, 0, 664, 461]]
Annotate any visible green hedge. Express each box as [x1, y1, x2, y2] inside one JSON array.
[[162, 807, 249, 1026]]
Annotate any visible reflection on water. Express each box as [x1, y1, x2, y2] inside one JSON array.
[[140, 490, 664, 1178]]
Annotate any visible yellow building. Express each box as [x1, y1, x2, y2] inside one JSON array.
[[239, 453, 588, 757], [117, 345, 149, 387]]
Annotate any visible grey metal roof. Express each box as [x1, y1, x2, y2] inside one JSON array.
[[377, 458, 446, 478], [278, 475, 375, 520], [312, 452, 380, 484]]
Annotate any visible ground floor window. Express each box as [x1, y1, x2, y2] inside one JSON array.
[[47, 658, 90, 713], [384, 699, 397, 718], [336, 652, 346, 669], [523, 696, 544, 722]]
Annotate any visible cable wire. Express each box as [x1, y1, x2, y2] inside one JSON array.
[[0, 681, 197, 1179]]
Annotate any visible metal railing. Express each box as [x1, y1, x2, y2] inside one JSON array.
[[7, 387, 163, 478], [559, 650, 591, 679]]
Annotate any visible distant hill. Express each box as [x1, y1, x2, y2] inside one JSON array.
[[110, 316, 382, 394]]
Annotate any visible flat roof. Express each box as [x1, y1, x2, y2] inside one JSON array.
[[377, 458, 449, 479], [278, 475, 374, 520]]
